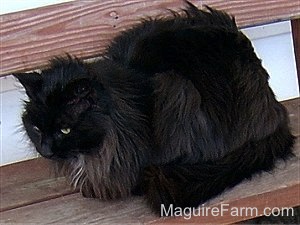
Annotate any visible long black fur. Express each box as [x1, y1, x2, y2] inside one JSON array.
[[14, 2, 295, 214]]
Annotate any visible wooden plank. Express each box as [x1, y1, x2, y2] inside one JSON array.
[[292, 18, 300, 87], [152, 184, 300, 225], [0, 158, 76, 212], [0, 194, 157, 224], [203, 0, 300, 27], [1, 0, 300, 76]]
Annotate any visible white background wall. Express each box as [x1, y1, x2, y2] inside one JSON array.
[[0, 0, 74, 15], [243, 22, 299, 101], [0, 3, 299, 166]]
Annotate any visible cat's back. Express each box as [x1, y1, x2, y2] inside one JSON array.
[[106, 3, 239, 70]]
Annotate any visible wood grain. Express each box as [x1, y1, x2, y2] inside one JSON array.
[[1, 0, 300, 76], [0, 98, 299, 224], [0, 158, 76, 212], [153, 184, 300, 224], [0, 194, 157, 225]]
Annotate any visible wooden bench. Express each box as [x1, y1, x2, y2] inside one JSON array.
[[0, 98, 299, 224], [0, 1, 299, 224]]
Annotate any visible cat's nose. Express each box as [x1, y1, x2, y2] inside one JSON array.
[[39, 138, 54, 159], [40, 147, 54, 158]]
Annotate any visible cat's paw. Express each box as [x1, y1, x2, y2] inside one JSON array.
[[142, 165, 180, 215]]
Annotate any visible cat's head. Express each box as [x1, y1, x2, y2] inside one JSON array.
[[14, 57, 110, 160]]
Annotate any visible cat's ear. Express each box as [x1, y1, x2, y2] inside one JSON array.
[[13, 72, 42, 99]]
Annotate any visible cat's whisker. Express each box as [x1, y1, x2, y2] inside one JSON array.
[[79, 176, 88, 193], [68, 155, 87, 189], [71, 166, 83, 181]]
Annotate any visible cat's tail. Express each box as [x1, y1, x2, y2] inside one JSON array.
[[143, 123, 295, 213]]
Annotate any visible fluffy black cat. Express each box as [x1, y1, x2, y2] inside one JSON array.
[[14, 2, 294, 214]]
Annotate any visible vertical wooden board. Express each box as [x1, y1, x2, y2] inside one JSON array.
[[292, 18, 300, 87]]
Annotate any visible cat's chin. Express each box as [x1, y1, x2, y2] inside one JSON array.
[[44, 147, 101, 161], [42, 153, 78, 161]]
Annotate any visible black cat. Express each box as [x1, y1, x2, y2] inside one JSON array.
[[14, 2, 294, 214]]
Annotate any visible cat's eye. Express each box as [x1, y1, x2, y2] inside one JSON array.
[[74, 80, 90, 96], [60, 128, 71, 135]]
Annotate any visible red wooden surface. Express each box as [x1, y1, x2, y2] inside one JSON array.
[[0, 158, 76, 212]]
